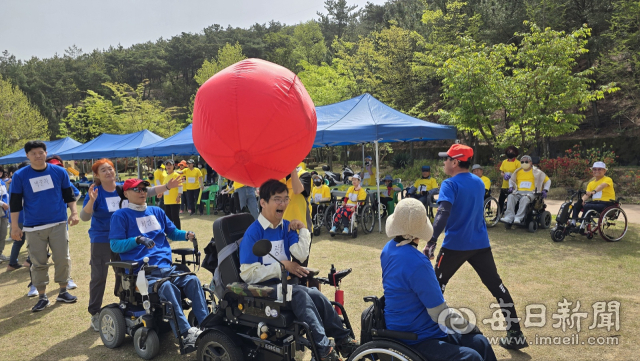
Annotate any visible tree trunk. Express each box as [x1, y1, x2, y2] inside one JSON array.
[[328, 147, 333, 170], [410, 142, 414, 165]]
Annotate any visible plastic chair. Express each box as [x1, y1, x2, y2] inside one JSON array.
[[202, 184, 219, 215]]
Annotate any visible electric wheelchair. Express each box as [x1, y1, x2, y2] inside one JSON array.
[[502, 192, 552, 233], [99, 242, 210, 360], [324, 190, 376, 238]]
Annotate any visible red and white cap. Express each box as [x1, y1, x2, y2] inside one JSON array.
[[123, 178, 150, 191], [438, 144, 473, 162]]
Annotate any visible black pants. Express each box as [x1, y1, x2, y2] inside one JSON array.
[[233, 192, 241, 214], [498, 188, 509, 213], [88, 243, 117, 315], [572, 200, 614, 221], [165, 204, 181, 229], [186, 189, 203, 214], [435, 247, 521, 332], [181, 193, 187, 211]]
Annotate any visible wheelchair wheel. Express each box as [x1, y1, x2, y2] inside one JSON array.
[[551, 228, 565, 242], [361, 205, 376, 234], [483, 197, 500, 228], [348, 340, 424, 361], [528, 221, 538, 233], [538, 211, 552, 229], [599, 207, 628, 242], [324, 205, 336, 232], [197, 330, 243, 361], [99, 307, 127, 349], [133, 328, 160, 360]]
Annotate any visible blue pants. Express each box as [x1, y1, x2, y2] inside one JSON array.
[[411, 333, 497, 361], [146, 266, 208, 337], [9, 223, 25, 266], [290, 285, 351, 356], [237, 186, 259, 220]]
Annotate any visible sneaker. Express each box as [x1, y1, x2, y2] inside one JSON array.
[[336, 336, 359, 357], [0, 254, 9, 262], [67, 278, 78, 290], [513, 218, 522, 225], [27, 285, 38, 297], [90, 313, 100, 332], [500, 217, 513, 224], [6, 263, 22, 271], [182, 327, 203, 347], [56, 291, 78, 303], [32, 297, 50, 312], [330, 226, 337, 234], [500, 330, 529, 350], [180, 210, 184, 214], [342, 227, 349, 234]]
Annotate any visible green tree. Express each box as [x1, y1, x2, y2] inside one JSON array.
[[298, 60, 356, 105], [0, 75, 49, 156], [317, 0, 361, 45], [292, 21, 327, 67], [194, 42, 247, 86]]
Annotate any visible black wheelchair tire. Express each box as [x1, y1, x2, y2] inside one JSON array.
[[313, 227, 321, 236], [528, 221, 538, 233], [99, 307, 127, 349], [539, 211, 552, 229], [352, 227, 358, 238], [361, 205, 375, 234], [324, 205, 336, 232], [197, 330, 243, 361], [348, 340, 425, 361], [133, 328, 160, 360], [599, 207, 628, 242], [551, 229, 565, 242], [483, 197, 500, 228]]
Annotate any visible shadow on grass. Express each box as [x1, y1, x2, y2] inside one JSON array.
[[0, 289, 71, 339], [29, 328, 100, 361]]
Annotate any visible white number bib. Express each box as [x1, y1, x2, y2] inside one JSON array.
[[419, 185, 427, 193], [29, 175, 54, 193], [314, 194, 322, 202], [136, 215, 161, 234], [164, 189, 169, 196], [364, 172, 371, 179], [519, 181, 532, 190], [262, 240, 287, 265], [187, 177, 196, 184], [349, 193, 359, 202], [593, 191, 603, 199], [105, 196, 121, 212]]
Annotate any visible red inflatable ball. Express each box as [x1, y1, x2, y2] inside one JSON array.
[[192, 58, 317, 188]]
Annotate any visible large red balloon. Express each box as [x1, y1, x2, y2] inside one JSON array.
[[193, 58, 317, 188]]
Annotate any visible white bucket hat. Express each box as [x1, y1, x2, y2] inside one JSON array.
[[351, 174, 361, 181], [386, 198, 434, 246], [592, 161, 607, 170]]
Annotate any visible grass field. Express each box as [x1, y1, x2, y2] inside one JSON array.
[[0, 208, 637, 361]]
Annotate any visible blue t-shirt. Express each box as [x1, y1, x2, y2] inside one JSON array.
[[109, 206, 176, 270], [11, 164, 72, 227], [381, 240, 447, 344], [83, 185, 122, 243], [239, 219, 300, 272], [438, 172, 490, 251]]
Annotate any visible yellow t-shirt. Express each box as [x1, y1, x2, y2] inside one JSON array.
[[182, 168, 203, 190], [153, 169, 166, 187], [514, 170, 549, 192], [346, 186, 367, 206], [413, 178, 438, 194], [200, 167, 207, 176], [282, 171, 312, 229], [362, 167, 377, 186], [162, 172, 182, 205], [587, 176, 615, 202], [480, 176, 491, 191], [500, 159, 521, 188], [311, 185, 331, 203], [234, 181, 245, 190]]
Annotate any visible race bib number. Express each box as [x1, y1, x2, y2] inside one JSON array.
[[187, 177, 196, 184], [136, 215, 161, 234], [122, 200, 129, 208], [349, 193, 358, 202], [262, 240, 287, 265], [105, 196, 121, 212], [314, 194, 322, 202], [519, 181, 532, 190], [364, 172, 371, 179], [593, 191, 603, 199], [29, 175, 54, 193], [178, 186, 183, 193], [419, 185, 427, 193], [164, 189, 169, 196]]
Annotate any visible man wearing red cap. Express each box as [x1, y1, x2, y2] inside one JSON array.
[[424, 144, 527, 350]]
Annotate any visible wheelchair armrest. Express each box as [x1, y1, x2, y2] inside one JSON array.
[[172, 248, 196, 256], [373, 328, 418, 341], [107, 261, 138, 270]]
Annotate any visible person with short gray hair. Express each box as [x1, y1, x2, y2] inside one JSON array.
[[500, 155, 551, 225]]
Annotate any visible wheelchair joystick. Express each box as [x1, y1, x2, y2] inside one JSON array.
[[143, 257, 149, 265]]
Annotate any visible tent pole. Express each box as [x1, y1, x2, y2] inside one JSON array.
[[137, 157, 141, 179], [375, 141, 381, 233], [362, 144, 365, 173]]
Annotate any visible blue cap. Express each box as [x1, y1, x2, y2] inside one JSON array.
[[421, 166, 431, 172]]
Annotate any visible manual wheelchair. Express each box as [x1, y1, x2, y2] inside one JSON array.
[[323, 190, 377, 238], [403, 188, 439, 222], [196, 213, 355, 361], [483, 190, 501, 228], [99, 242, 211, 360], [311, 200, 332, 237], [550, 190, 628, 242], [502, 192, 552, 233]]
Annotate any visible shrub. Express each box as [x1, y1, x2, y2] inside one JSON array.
[[565, 143, 618, 167], [539, 157, 591, 188], [391, 153, 411, 170], [391, 159, 448, 188]]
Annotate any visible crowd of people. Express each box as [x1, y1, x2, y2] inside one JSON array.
[[0, 139, 619, 361]]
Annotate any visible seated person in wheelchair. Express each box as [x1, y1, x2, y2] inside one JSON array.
[[380, 175, 402, 215], [570, 161, 616, 227], [239, 179, 358, 361], [408, 166, 438, 207], [330, 174, 367, 234], [500, 155, 551, 225], [311, 174, 331, 216], [382, 198, 496, 361], [471, 164, 492, 199], [109, 178, 209, 348]]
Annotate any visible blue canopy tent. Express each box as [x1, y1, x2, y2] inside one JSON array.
[[313, 93, 458, 232], [57, 130, 163, 160], [0, 137, 82, 165], [138, 124, 198, 157]]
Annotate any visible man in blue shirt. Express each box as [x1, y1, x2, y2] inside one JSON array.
[[109, 178, 208, 348], [10, 141, 80, 312], [423, 144, 527, 350], [239, 179, 356, 361], [382, 198, 496, 361]]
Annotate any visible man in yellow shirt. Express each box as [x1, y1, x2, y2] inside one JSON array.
[[409, 166, 438, 208], [153, 160, 167, 209], [162, 159, 184, 228], [472, 164, 492, 199], [500, 155, 551, 225], [570, 161, 616, 226], [182, 159, 204, 215], [361, 155, 377, 187], [498, 146, 520, 212]]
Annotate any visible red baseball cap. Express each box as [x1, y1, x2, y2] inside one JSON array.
[[47, 158, 63, 167], [438, 144, 474, 162], [123, 178, 150, 191]]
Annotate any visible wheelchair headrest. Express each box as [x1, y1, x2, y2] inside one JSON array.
[[212, 213, 255, 254]]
